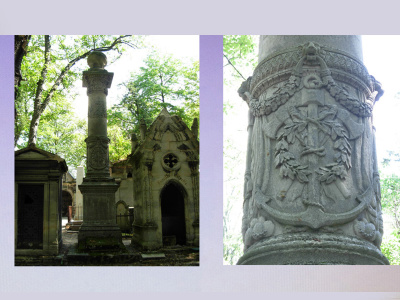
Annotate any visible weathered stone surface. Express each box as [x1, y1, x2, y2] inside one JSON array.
[[130, 109, 199, 250], [237, 36, 388, 265], [78, 52, 123, 251], [15, 144, 68, 256], [75, 166, 84, 220]]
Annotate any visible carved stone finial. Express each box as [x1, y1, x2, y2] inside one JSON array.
[[191, 118, 199, 139], [140, 119, 147, 141], [87, 51, 107, 69]]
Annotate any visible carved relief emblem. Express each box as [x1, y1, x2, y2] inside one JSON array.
[[240, 41, 386, 252], [86, 137, 109, 171], [89, 144, 108, 170], [254, 43, 371, 230]]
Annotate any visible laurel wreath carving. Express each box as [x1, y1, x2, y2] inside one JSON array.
[[275, 105, 352, 184]]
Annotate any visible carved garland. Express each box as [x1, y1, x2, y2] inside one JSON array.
[[274, 117, 311, 184], [240, 42, 378, 118], [275, 105, 352, 184], [250, 43, 371, 98]]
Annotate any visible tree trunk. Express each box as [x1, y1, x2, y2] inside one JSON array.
[[24, 35, 133, 146], [15, 35, 31, 97], [28, 35, 50, 146], [14, 35, 31, 146]]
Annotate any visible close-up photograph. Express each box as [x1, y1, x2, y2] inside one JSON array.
[[223, 35, 400, 266]]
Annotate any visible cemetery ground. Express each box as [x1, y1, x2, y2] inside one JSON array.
[[15, 218, 199, 266]]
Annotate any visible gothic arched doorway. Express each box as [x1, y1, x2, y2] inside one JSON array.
[[160, 181, 186, 245], [62, 190, 72, 217]]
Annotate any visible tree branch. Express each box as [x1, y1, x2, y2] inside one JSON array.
[[40, 35, 134, 113], [224, 54, 246, 80], [34, 35, 51, 112]]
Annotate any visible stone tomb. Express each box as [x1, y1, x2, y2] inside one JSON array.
[[15, 144, 68, 256], [110, 160, 134, 232], [130, 109, 199, 249]]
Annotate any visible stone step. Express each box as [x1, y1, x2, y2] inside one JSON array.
[[66, 220, 83, 231]]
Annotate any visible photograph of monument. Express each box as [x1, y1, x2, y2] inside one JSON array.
[[223, 35, 400, 265], [14, 35, 199, 266]]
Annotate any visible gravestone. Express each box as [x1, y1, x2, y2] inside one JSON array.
[[15, 144, 67, 256], [75, 166, 84, 220], [237, 36, 389, 265], [130, 109, 199, 249], [61, 172, 75, 218], [116, 200, 132, 233], [111, 159, 134, 208], [77, 51, 123, 251]]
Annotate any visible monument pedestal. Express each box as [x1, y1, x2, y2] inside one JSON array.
[[238, 233, 389, 265], [131, 223, 161, 249], [78, 181, 123, 250]]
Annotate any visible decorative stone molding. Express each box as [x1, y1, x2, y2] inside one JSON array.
[[86, 136, 110, 174], [83, 71, 113, 96], [239, 42, 383, 118], [249, 42, 378, 101], [237, 36, 388, 265], [162, 153, 181, 172], [130, 108, 199, 249]]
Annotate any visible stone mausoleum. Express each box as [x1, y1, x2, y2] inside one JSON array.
[[130, 109, 199, 249], [15, 144, 68, 256]]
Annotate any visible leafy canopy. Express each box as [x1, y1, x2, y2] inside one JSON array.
[[107, 52, 199, 162], [15, 35, 142, 175]]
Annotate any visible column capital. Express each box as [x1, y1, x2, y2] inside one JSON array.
[[82, 70, 113, 95]]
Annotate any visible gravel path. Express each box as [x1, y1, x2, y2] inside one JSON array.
[[15, 219, 199, 266]]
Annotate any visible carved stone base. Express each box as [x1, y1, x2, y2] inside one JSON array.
[[237, 233, 389, 265], [78, 224, 123, 251], [78, 181, 123, 251], [131, 223, 161, 250]]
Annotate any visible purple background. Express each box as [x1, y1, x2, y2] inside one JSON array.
[[1, 20, 400, 300]]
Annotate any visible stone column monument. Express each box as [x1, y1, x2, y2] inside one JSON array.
[[237, 36, 389, 265], [78, 51, 122, 250]]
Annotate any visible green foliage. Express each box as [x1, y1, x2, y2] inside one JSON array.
[[15, 35, 80, 146], [15, 35, 141, 174], [379, 172, 400, 265], [223, 36, 259, 264], [36, 98, 87, 175], [380, 174, 400, 232], [223, 137, 246, 265], [223, 232, 243, 265], [223, 35, 258, 82], [108, 52, 199, 161], [108, 124, 132, 163], [381, 229, 400, 265], [223, 35, 258, 68]]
